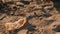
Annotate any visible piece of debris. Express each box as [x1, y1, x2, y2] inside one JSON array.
[[5, 17, 26, 31]]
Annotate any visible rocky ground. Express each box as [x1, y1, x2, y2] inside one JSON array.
[[0, 0, 60, 34]]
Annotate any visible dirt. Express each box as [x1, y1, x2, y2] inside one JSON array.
[[0, 0, 60, 34]]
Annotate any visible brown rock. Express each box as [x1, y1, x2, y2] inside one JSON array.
[[17, 29, 28, 34]]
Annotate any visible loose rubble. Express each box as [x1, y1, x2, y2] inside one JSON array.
[[0, 0, 60, 34]]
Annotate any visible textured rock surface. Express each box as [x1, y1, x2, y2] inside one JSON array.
[[0, 0, 60, 34]]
